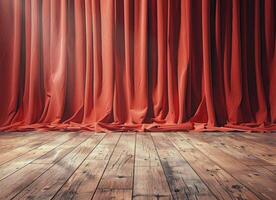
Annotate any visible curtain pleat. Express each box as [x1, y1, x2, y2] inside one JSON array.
[[0, 0, 275, 132]]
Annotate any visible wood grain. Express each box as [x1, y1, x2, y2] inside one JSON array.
[[12, 133, 105, 200], [93, 133, 136, 199], [181, 133, 276, 200], [0, 133, 91, 199], [166, 133, 260, 200], [0, 164, 49, 200], [0, 132, 76, 180], [152, 133, 216, 200], [0, 131, 275, 200], [52, 133, 121, 200], [133, 134, 172, 200], [0, 132, 57, 165], [191, 133, 271, 166]]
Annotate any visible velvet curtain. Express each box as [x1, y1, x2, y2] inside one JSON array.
[[0, 0, 275, 132]]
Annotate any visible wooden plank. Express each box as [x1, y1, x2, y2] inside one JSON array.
[[93, 189, 132, 200], [166, 133, 260, 200], [32, 133, 91, 164], [181, 133, 276, 200], [0, 132, 38, 141], [52, 133, 121, 200], [133, 134, 172, 200], [0, 132, 56, 153], [192, 133, 271, 166], [0, 132, 76, 180], [0, 132, 92, 200], [0, 132, 59, 165], [263, 165, 276, 175], [224, 132, 276, 150], [93, 134, 135, 199], [0, 132, 35, 138], [12, 133, 105, 200], [0, 164, 49, 200], [236, 133, 267, 139], [135, 133, 160, 167], [96, 134, 135, 189], [151, 133, 216, 200], [233, 133, 276, 146], [211, 135, 276, 165], [249, 165, 276, 176]]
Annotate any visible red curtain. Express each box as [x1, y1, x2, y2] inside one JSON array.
[[0, 0, 275, 132]]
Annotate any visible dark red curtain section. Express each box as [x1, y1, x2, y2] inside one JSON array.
[[0, 0, 275, 132]]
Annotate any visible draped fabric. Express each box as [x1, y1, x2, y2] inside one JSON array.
[[0, 0, 275, 132]]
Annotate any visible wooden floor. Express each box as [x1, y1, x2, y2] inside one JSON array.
[[0, 132, 275, 200]]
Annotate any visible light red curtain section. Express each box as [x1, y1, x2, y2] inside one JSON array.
[[0, 0, 275, 132]]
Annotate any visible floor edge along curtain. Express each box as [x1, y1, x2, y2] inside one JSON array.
[[0, 0, 275, 132]]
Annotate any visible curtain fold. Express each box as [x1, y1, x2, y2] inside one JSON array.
[[0, 0, 275, 132]]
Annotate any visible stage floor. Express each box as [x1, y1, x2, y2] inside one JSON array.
[[0, 131, 275, 200]]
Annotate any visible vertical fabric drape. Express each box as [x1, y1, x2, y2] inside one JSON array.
[[0, 0, 275, 132]]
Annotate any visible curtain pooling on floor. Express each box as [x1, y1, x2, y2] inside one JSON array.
[[0, 0, 275, 132]]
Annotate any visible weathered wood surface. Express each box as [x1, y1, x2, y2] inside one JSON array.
[[0, 131, 275, 200], [133, 134, 172, 200], [152, 133, 216, 200], [52, 133, 121, 200], [93, 134, 136, 199], [166, 133, 260, 200], [13, 133, 105, 200], [181, 133, 276, 200]]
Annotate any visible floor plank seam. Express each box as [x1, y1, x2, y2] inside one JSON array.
[[49, 133, 107, 200], [150, 133, 174, 199], [0, 133, 56, 167], [0, 134, 78, 182], [131, 133, 137, 200], [165, 133, 221, 200], [89, 133, 123, 200], [177, 133, 265, 200], [10, 134, 93, 200]]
